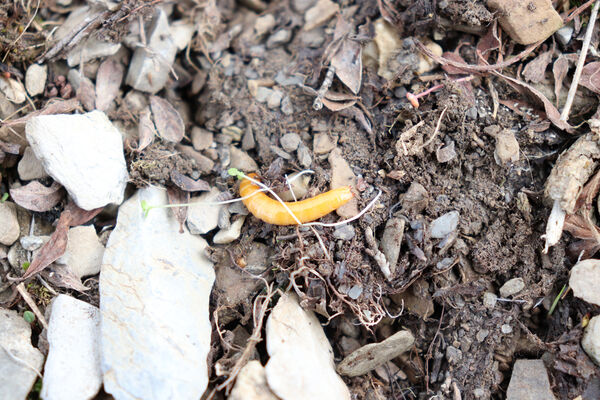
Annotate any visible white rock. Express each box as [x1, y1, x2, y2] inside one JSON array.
[[56, 226, 104, 279], [499, 277, 525, 298], [20, 235, 50, 251], [0, 202, 20, 246], [169, 20, 195, 51], [0, 77, 27, 104], [0, 309, 44, 400], [337, 330, 414, 377], [26, 111, 129, 210], [100, 186, 215, 400], [186, 188, 223, 234], [430, 211, 460, 238], [230, 360, 279, 400], [18, 146, 48, 181], [230, 145, 258, 172], [25, 64, 47, 97], [265, 293, 351, 400], [570, 259, 600, 306], [583, 315, 600, 366], [41, 295, 102, 400], [67, 37, 121, 67], [126, 9, 177, 93], [213, 216, 245, 244]]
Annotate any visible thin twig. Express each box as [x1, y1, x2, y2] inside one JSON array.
[[560, 0, 600, 121], [420, 107, 448, 149], [15, 283, 48, 330]]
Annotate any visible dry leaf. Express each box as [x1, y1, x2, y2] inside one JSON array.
[[63, 201, 103, 226], [522, 51, 553, 83], [137, 106, 155, 152], [44, 264, 89, 292], [150, 96, 185, 143], [441, 51, 469, 75], [95, 58, 124, 112], [2, 98, 81, 128], [476, 22, 501, 62], [170, 170, 210, 192], [493, 71, 575, 132], [321, 90, 359, 111], [553, 55, 570, 108], [579, 62, 600, 94], [77, 76, 96, 111], [331, 39, 363, 94], [339, 105, 372, 134], [9, 181, 64, 212], [22, 211, 72, 279], [167, 186, 189, 234]]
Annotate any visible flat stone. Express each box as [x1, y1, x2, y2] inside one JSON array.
[[18, 146, 48, 181], [67, 37, 121, 67], [176, 144, 215, 174], [337, 330, 414, 377], [213, 216, 245, 244], [583, 315, 600, 366], [297, 143, 312, 168], [100, 186, 215, 400], [333, 224, 355, 240], [126, 9, 177, 93], [255, 14, 276, 36], [0, 202, 20, 246], [304, 0, 339, 31], [329, 148, 358, 219], [230, 145, 258, 172], [488, 0, 563, 45], [430, 211, 460, 239], [506, 359, 556, 400], [265, 293, 351, 400], [0, 77, 26, 104], [483, 292, 498, 308], [186, 188, 224, 234], [56, 226, 104, 279], [41, 295, 102, 400], [380, 217, 405, 275], [0, 309, 44, 400], [25, 64, 47, 97], [500, 277, 525, 298], [26, 111, 128, 210], [555, 25, 573, 46], [570, 259, 600, 306], [230, 361, 279, 400], [191, 127, 213, 151], [20, 235, 49, 251], [313, 133, 337, 154]]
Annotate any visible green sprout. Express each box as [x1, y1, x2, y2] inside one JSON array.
[[548, 284, 568, 316], [228, 167, 245, 180], [22, 261, 30, 271], [23, 311, 35, 323], [1, 193, 8, 203]]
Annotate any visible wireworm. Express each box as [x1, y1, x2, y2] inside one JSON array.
[[239, 173, 353, 225]]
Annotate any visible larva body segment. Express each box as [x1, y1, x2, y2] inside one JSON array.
[[239, 173, 354, 225]]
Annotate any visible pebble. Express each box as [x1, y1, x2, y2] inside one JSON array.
[[67, 37, 121, 67], [334, 224, 355, 240], [25, 64, 47, 97], [337, 330, 415, 377], [271, 146, 291, 160], [380, 217, 405, 275], [476, 329, 489, 343], [402, 182, 429, 213], [280, 133, 301, 152], [254, 14, 276, 36], [169, 20, 195, 51], [265, 293, 351, 399], [0, 202, 20, 246], [292, 0, 316, 13], [230, 145, 258, 172], [390, 279, 434, 319], [494, 129, 520, 165], [242, 127, 256, 150], [280, 95, 293, 115], [230, 360, 279, 400], [176, 144, 215, 174], [429, 211, 459, 239], [373, 18, 402, 80], [304, 0, 339, 31], [297, 143, 312, 168], [277, 172, 310, 201], [20, 235, 49, 251], [329, 148, 358, 219], [499, 277, 525, 298], [0, 309, 44, 400], [582, 315, 600, 366], [501, 324, 513, 334], [267, 90, 283, 109], [191, 127, 213, 151], [26, 111, 129, 210], [483, 292, 497, 308], [267, 30, 292, 48], [570, 259, 600, 306], [100, 186, 215, 399], [445, 345, 463, 364], [436, 141, 457, 163], [55, 226, 104, 279], [347, 285, 363, 299], [187, 188, 224, 234], [0, 77, 27, 104], [555, 25, 573, 46], [126, 9, 177, 93], [17, 146, 48, 181], [506, 359, 556, 400], [41, 295, 102, 400], [244, 242, 272, 275], [313, 133, 337, 154], [213, 216, 245, 244], [254, 86, 274, 103]]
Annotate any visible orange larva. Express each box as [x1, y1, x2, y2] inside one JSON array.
[[239, 173, 354, 225]]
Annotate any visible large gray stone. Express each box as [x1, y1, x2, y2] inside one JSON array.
[[41, 295, 102, 400], [0, 308, 44, 400], [265, 293, 350, 400], [506, 359, 556, 400], [100, 186, 215, 400], [25, 111, 129, 210]]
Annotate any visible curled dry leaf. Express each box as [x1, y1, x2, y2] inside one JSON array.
[[137, 106, 155, 152], [63, 201, 104, 226], [440, 51, 469, 75], [9, 181, 64, 212], [476, 22, 500, 62], [331, 39, 363, 94], [95, 58, 124, 112], [552, 55, 570, 108], [579, 61, 600, 94], [321, 90, 360, 111], [150, 96, 185, 143], [522, 51, 553, 84], [2, 98, 81, 128], [44, 264, 90, 292], [170, 169, 210, 192], [167, 186, 189, 234]]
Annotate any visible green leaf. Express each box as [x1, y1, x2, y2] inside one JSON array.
[[23, 311, 35, 323], [22, 262, 30, 271], [1, 193, 8, 203]]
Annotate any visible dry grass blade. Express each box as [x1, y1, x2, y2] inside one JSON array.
[[150, 96, 185, 143], [9, 181, 64, 212]]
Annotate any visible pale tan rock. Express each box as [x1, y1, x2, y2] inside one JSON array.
[[230, 361, 279, 400], [329, 148, 358, 219], [487, 0, 563, 45], [313, 133, 337, 154], [373, 18, 402, 80], [494, 129, 520, 165], [570, 259, 600, 306], [304, 0, 339, 31], [583, 315, 600, 366], [0, 202, 19, 246], [417, 39, 442, 75]]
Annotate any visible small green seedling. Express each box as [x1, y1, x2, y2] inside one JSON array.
[[23, 311, 35, 324], [22, 261, 30, 271], [548, 284, 568, 316], [228, 167, 245, 180], [1, 193, 8, 203]]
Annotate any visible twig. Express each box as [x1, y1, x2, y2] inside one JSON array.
[[15, 283, 48, 330], [560, 0, 600, 121], [3, 0, 41, 63], [420, 107, 448, 149], [364, 227, 391, 280]]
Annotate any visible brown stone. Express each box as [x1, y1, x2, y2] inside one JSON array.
[[487, 0, 563, 45]]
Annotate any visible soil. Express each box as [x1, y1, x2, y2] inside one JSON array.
[[2, 0, 600, 399]]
